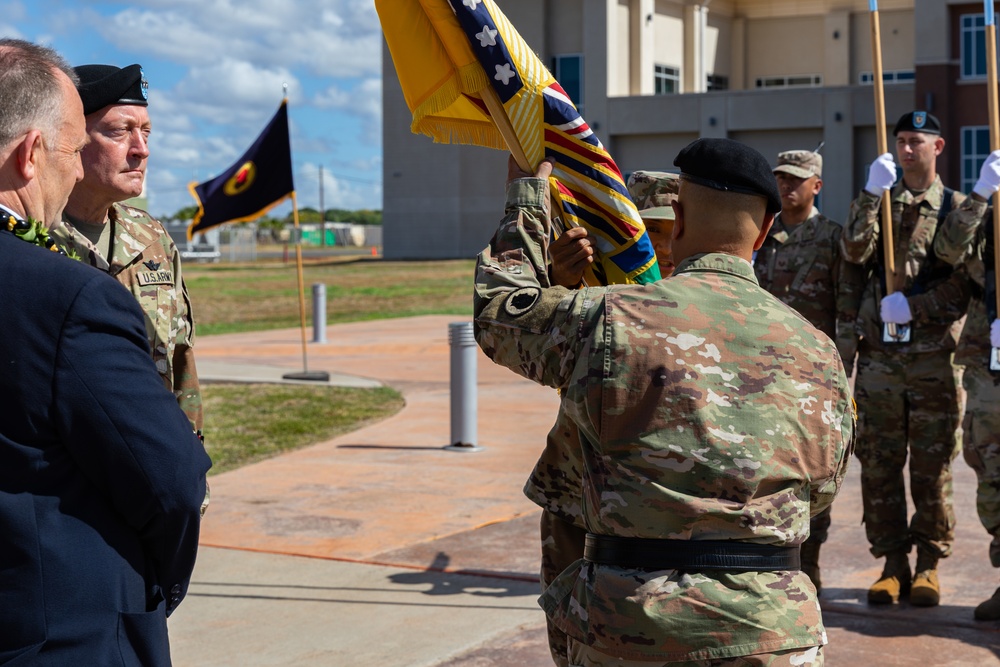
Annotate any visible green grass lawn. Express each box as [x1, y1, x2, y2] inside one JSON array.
[[185, 257, 475, 335], [202, 383, 405, 475]]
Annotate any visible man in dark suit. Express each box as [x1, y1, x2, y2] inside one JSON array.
[[0, 39, 211, 666]]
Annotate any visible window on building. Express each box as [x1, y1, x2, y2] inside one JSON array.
[[707, 74, 729, 91], [754, 75, 823, 89], [962, 126, 992, 194], [859, 70, 916, 85], [654, 64, 681, 95], [961, 14, 1000, 79], [552, 54, 584, 110]]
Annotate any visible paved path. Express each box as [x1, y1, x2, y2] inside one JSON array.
[[169, 315, 1000, 666]]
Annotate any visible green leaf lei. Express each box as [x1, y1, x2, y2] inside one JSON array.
[[3, 212, 80, 260]]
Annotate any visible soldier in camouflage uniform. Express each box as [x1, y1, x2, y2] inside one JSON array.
[[841, 111, 970, 607], [933, 148, 1000, 619], [476, 139, 854, 666], [49, 63, 202, 432], [537, 171, 679, 666], [753, 150, 847, 594]]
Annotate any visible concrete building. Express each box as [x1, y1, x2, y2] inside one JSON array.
[[382, 0, 988, 260]]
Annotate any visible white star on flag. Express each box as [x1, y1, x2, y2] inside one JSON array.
[[463, 0, 482, 9], [476, 25, 498, 47], [494, 63, 515, 85]]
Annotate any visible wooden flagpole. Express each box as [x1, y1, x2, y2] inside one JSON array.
[[870, 1, 896, 294], [986, 0, 1000, 323]]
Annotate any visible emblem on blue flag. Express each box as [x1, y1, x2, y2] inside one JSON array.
[[913, 111, 927, 129]]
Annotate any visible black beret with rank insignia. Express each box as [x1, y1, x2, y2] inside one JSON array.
[[74, 64, 149, 116], [673, 138, 782, 215], [893, 110, 941, 136]]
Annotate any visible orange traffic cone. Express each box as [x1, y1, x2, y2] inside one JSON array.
[[370, 246, 377, 256]]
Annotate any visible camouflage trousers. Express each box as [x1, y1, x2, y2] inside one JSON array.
[[961, 366, 1000, 567], [566, 639, 822, 666], [541, 509, 587, 667], [854, 346, 963, 558], [806, 506, 832, 545]]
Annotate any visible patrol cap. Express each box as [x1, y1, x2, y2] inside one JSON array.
[[773, 150, 823, 179], [673, 138, 782, 215], [74, 64, 148, 116], [893, 110, 940, 136], [627, 171, 679, 220]]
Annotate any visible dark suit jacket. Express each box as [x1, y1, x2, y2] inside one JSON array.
[[0, 232, 212, 666]]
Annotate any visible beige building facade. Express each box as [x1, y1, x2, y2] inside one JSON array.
[[382, 0, 941, 259]]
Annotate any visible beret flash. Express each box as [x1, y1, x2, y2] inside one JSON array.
[[673, 138, 782, 215], [893, 111, 940, 136], [74, 64, 148, 116]]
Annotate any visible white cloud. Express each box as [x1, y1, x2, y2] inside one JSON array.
[[314, 78, 381, 144]]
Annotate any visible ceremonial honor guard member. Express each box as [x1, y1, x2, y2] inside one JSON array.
[[841, 111, 971, 607], [933, 149, 1000, 619], [49, 63, 202, 431], [477, 139, 853, 666]]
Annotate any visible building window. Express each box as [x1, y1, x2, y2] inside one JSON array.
[[654, 64, 681, 95], [754, 75, 822, 89], [552, 54, 584, 110], [961, 14, 1000, 79], [859, 70, 916, 85], [707, 74, 729, 91], [962, 126, 991, 194]]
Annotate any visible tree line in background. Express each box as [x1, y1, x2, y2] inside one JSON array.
[[167, 206, 382, 230]]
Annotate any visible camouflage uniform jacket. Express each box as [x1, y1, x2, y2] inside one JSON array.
[[50, 203, 202, 430], [841, 178, 971, 354], [934, 195, 994, 366], [475, 178, 855, 662], [753, 207, 842, 339]]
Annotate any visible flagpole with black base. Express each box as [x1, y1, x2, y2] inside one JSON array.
[[282, 192, 330, 382]]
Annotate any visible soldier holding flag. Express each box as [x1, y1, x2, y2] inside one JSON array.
[[840, 111, 971, 607]]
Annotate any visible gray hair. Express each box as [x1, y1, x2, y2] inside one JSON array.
[[0, 39, 79, 149]]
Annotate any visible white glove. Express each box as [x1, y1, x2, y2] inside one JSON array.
[[880, 292, 912, 325], [974, 150, 1000, 200], [991, 319, 1000, 348], [865, 153, 897, 196]]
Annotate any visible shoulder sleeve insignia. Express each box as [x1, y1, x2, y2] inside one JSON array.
[[143, 259, 161, 271], [504, 286, 541, 317]]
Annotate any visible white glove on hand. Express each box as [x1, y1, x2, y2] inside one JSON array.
[[974, 150, 1000, 200], [880, 292, 912, 325], [991, 319, 1000, 348], [865, 153, 897, 196]]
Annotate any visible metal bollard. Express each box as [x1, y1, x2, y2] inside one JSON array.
[[444, 322, 481, 452], [311, 283, 327, 344]]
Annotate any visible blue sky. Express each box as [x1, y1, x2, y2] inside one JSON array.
[[1, 0, 383, 219]]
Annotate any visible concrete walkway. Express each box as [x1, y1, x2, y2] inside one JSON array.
[[169, 315, 1000, 666]]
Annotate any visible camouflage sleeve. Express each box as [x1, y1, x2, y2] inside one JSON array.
[[841, 191, 882, 264], [473, 177, 601, 390], [907, 264, 973, 324], [171, 243, 203, 431], [934, 195, 989, 266], [811, 396, 856, 517], [834, 226, 865, 373]]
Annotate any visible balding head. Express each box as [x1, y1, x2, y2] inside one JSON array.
[[0, 39, 78, 150]]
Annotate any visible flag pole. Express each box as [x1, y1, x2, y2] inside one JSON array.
[[480, 86, 532, 173], [986, 0, 1000, 324], [870, 0, 903, 341]]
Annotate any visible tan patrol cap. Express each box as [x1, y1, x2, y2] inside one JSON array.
[[626, 171, 679, 221], [773, 150, 822, 179]]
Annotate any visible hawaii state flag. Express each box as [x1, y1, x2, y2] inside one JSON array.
[[376, 0, 660, 285], [187, 100, 295, 239]]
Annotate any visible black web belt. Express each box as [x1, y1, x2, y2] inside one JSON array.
[[584, 534, 800, 572]]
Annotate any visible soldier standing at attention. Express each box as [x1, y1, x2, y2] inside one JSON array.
[[49, 64, 202, 432], [476, 138, 854, 666], [534, 171, 679, 666], [841, 111, 971, 607], [753, 149, 847, 594], [932, 149, 1000, 619]]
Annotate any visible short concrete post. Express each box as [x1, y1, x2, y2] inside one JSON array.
[[311, 283, 327, 344], [445, 322, 481, 452]]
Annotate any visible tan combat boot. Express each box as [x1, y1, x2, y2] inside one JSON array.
[[800, 541, 822, 595], [868, 551, 911, 604], [974, 587, 1000, 620], [910, 552, 940, 607]]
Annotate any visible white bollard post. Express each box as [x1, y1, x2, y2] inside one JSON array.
[[444, 322, 481, 452], [311, 283, 327, 344]]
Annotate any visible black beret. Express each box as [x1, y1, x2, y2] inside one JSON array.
[[893, 111, 940, 136], [74, 64, 148, 116], [673, 138, 782, 215]]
